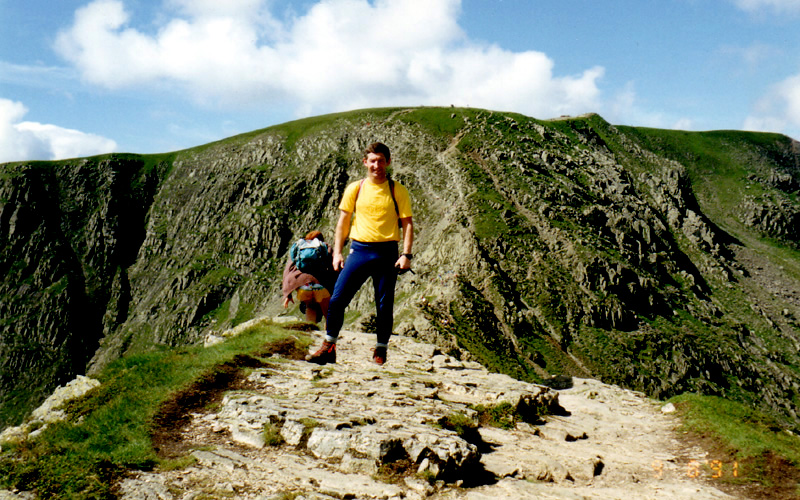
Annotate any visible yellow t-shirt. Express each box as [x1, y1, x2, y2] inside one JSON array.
[[340, 179, 412, 242]]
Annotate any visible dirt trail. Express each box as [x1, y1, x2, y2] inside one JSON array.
[[115, 328, 746, 500]]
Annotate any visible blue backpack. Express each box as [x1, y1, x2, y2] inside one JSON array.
[[290, 238, 329, 273]]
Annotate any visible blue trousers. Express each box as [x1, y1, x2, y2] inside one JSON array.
[[326, 240, 398, 345]]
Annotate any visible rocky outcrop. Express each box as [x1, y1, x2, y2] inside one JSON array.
[[740, 194, 800, 245], [102, 329, 737, 499], [2, 108, 800, 430], [0, 375, 100, 445]]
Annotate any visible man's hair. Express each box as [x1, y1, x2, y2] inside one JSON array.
[[364, 142, 391, 163]]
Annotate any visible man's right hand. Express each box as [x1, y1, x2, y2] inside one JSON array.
[[332, 210, 351, 273], [332, 253, 345, 271]]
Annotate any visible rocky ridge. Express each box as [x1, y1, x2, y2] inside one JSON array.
[[2, 107, 800, 432], [1, 321, 742, 500]]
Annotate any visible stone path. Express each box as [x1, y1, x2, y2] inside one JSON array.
[[116, 328, 739, 500]]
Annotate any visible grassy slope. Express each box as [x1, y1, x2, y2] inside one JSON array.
[[617, 126, 800, 391], [0, 322, 310, 498], [617, 126, 800, 273], [0, 152, 176, 428], [609, 125, 800, 498]]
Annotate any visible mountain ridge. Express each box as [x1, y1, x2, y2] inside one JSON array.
[[1, 106, 799, 432]]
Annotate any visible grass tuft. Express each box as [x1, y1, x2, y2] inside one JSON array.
[[470, 402, 519, 430], [263, 421, 285, 447]]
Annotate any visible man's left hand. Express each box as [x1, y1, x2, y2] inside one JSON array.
[[395, 254, 411, 270]]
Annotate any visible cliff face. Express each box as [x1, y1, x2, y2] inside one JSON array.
[[0, 155, 169, 424], [1, 107, 799, 428]]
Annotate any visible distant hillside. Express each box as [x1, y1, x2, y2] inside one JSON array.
[[1, 107, 799, 429]]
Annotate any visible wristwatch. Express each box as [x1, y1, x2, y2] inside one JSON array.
[[402, 253, 413, 260]]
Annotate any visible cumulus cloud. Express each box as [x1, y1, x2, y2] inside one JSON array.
[[744, 74, 800, 139], [718, 43, 782, 72], [732, 0, 800, 14], [54, 0, 603, 118], [601, 82, 695, 133], [0, 98, 117, 163], [671, 118, 695, 131]]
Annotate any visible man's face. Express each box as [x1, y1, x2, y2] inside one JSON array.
[[364, 152, 389, 182]]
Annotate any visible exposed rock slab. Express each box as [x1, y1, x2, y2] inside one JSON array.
[[117, 329, 736, 500], [0, 375, 100, 445]]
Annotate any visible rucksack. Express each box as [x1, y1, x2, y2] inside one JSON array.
[[290, 238, 329, 273]]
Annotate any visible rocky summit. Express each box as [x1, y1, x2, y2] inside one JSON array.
[[1, 106, 800, 435], [2, 323, 741, 499]]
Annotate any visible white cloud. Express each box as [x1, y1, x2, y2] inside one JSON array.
[[744, 74, 800, 139], [0, 98, 117, 163], [165, 0, 265, 19], [601, 82, 695, 132], [671, 118, 695, 131], [733, 0, 800, 14], [718, 43, 782, 71], [604, 82, 667, 128], [0, 61, 76, 89], [54, 0, 604, 119]]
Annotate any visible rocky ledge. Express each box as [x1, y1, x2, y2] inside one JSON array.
[[114, 325, 734, 500], [1, 323, 738, 500]]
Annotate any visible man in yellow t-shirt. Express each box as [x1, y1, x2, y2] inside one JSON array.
[[307, 142, 413, 366]]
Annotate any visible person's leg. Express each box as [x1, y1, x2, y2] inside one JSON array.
[[303, 299, 315, 322], [308, 243, 374, 364], [371, 243, 398, 365], [324, 247, 373, 342], [373, 261, 397, 346], [318, 296, 330, 323], [306, 300, 323, 323], [311, 288, 330, 328]]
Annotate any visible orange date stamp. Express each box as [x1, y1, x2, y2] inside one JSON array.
[[652, 459, 739, 480]]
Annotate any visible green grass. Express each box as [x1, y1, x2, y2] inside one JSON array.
[[231, 302, 255, 327], [0, 322, 306, 499], [263, 421, 285, 447], [670, 393, 800, 489], [470, 402, 519, 430], [616, 126, 793, 232], [279, 108, 400, 151], [188, 107, 402, 157], [436, 411, 479, 436], [443, 279, 535, 382], [396, 107, 474, 138]]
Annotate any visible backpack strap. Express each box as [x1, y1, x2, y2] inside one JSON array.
[[388, 178, 400, 220], [353, 179, 367, 211]]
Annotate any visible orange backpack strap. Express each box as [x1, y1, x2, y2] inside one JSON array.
[[353, 179, 367, 215]]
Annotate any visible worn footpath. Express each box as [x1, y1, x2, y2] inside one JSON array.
[[113, 325, 738, 500]]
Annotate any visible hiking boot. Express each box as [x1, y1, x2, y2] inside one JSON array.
[[372, 346, 387, 365], [306, 341, 336, 364]]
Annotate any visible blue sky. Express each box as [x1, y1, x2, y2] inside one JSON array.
[[1, 0, 800, 162]]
